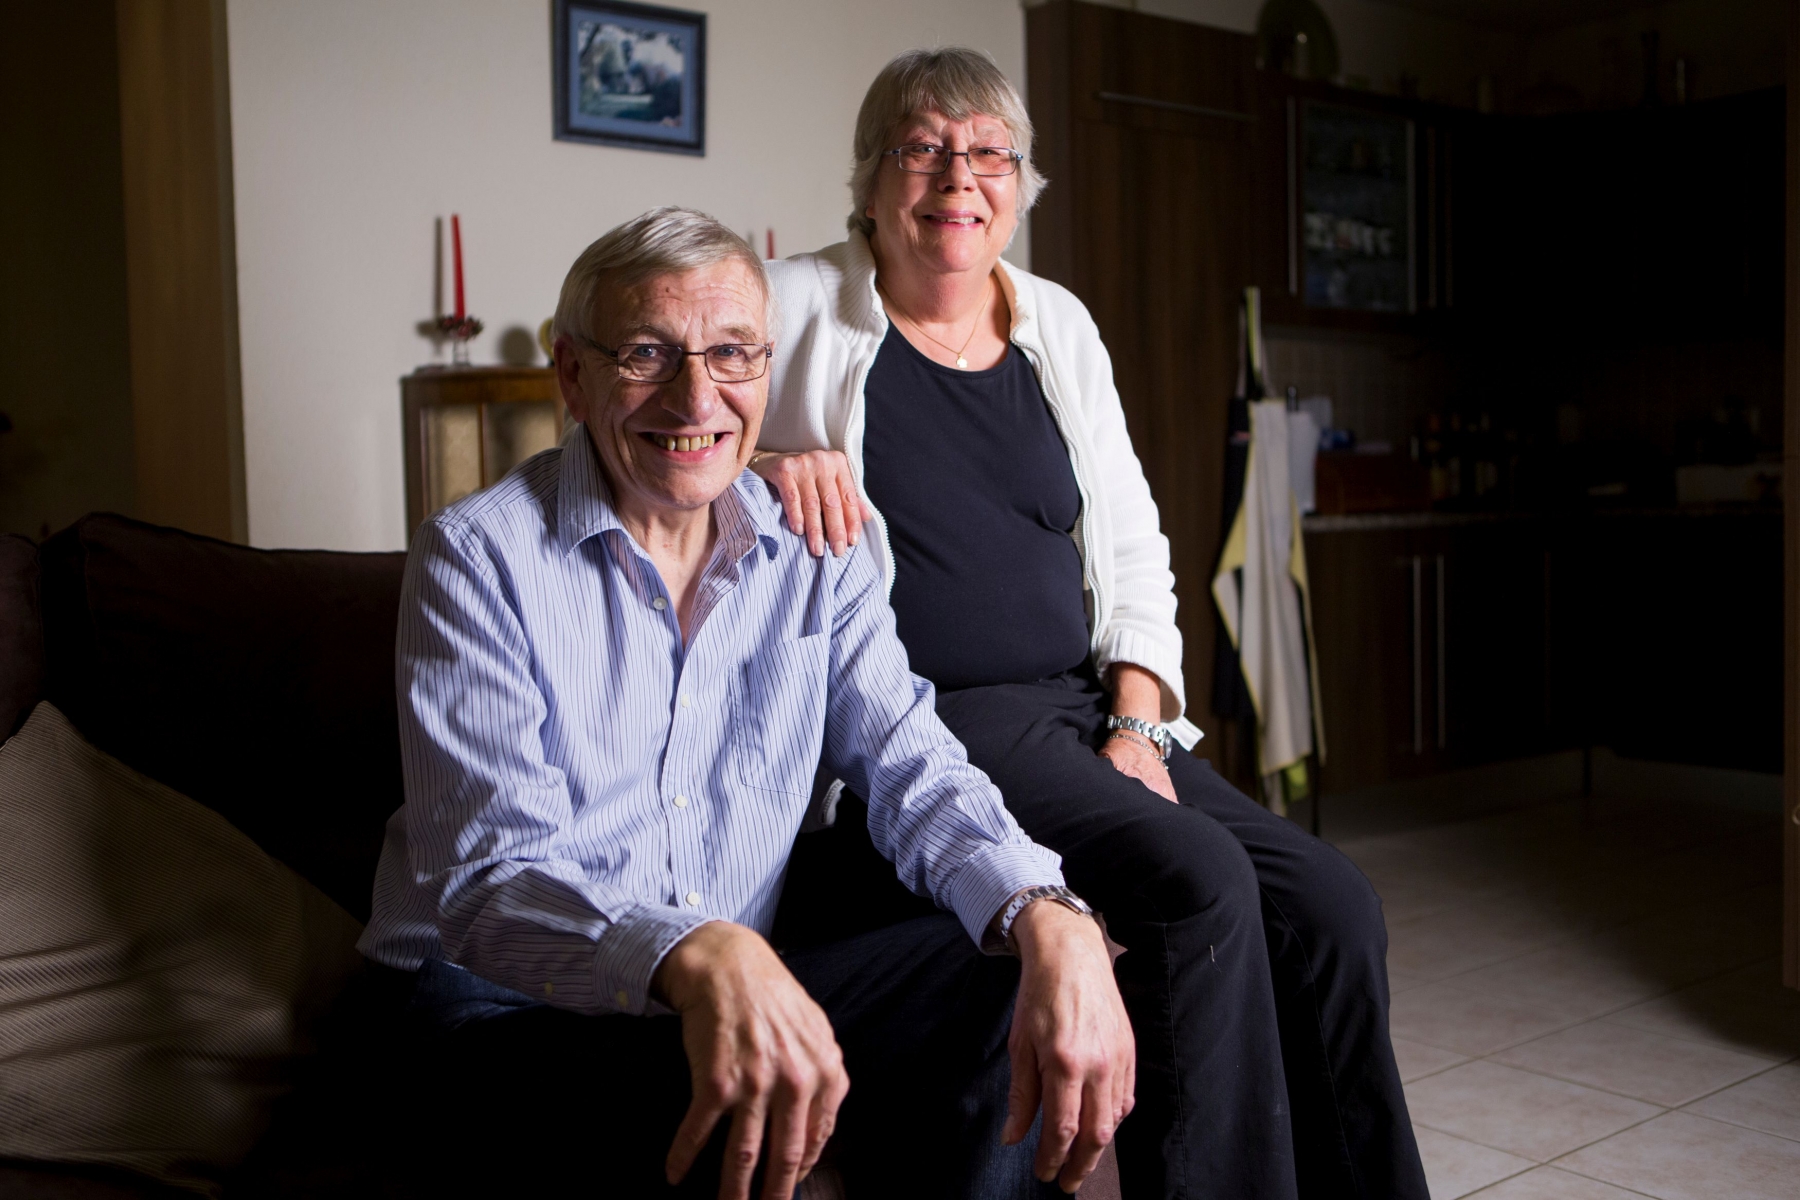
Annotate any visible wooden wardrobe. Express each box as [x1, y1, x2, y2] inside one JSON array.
[[1027, 1, 1256, 775]]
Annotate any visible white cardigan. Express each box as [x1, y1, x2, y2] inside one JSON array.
[[762, 233, 1200, 746]]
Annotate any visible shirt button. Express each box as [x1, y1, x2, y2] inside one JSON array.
[[652, 596, 667, 611], [615, 989, 630, 1007], [686, 891, 701, 906], [680, 695, 691, 708], [673, 795, 689, 808]]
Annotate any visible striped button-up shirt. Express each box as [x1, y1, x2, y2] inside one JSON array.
[[359, 426, 1064, 1015]]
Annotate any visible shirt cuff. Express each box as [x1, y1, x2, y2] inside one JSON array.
[[942, 840, 1066, 951], [594, 902, 716, 1016]]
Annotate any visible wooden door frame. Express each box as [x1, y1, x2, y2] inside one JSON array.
[[1785, 0, 1798, 992], [115, 0, 247, 543]]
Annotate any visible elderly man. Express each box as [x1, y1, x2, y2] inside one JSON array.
[[358, 207, 1132, 1200]]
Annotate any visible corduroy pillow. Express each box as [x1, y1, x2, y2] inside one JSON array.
[[0, 703, 365, 1195]]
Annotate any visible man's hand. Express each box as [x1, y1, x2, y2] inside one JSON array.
[[654, 922, 850, 1200], [1002, 901, 1137, 1193], [749, 450, 874, 557]]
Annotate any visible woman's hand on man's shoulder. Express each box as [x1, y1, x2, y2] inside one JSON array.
[[750, 449, 874, 558]]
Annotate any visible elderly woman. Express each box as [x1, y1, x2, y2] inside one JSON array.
[[756, 50, 1426, 1199]]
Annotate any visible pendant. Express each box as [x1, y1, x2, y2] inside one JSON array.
[[956, 355, 969, 369]]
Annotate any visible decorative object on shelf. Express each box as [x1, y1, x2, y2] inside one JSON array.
[[431, 213, 483, 366], [402, 367, 566, 537], [435, 315, 485, 367], [552, 0, 706, 156], [537, 319, 556, 364], [1255, 0, 1338, 82]]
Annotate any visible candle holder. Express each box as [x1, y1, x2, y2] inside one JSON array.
[[436, 315, 484, 367]]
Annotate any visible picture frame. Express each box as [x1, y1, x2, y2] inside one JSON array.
[[552, 0, 705, 156]]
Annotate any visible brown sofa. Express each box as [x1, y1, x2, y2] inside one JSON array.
[[0, 514, 408, 1197]]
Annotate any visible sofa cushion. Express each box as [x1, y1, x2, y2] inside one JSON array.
[[0, 703, 366, 1196], [38, 515, 407, 920], [0, 534, 43, 739]]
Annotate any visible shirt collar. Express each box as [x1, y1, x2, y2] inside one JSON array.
[[556, 423, 627, 554], [556, 422, 780, 562]]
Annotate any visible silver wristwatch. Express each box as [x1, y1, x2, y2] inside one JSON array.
[[1105, 715, 1172, 759], [982, 885, 1096, 955]]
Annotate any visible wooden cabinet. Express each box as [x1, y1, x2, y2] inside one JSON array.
[[1452, 89, 1784, 342], [1307, 516, 1554, 792], [1307, 510, 1781, 792], [1248, 72, 1463, 334], [1439, 521, 1553, 767], [1306, 525, 1419, 791], [1578, 512, 1784, 773], [1028, 1, 1255, 748], [401, 367, 565, 540]]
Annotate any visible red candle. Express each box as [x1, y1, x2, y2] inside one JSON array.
[[451, 214, 466, 321], [766, 228, 775, 260]]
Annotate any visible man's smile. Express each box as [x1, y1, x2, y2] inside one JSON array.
[[640, 430, 729, 457]]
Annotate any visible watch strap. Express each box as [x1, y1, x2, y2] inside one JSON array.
[[982, 885, 1095, 955], [1105, 715, 1172, 758]]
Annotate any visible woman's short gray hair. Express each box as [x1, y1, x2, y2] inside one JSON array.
[[848, 48, 1046, 237], [553, 206, 777, 344]]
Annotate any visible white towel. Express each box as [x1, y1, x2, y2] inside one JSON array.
[[1212, 400, 1324, 776]]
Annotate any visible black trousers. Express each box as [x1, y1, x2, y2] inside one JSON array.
[[782, 668, 1427, 1200], [392, 914, 1040, 1200]]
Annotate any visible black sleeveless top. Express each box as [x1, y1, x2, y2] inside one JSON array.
[[861, 324, 1090, 690]]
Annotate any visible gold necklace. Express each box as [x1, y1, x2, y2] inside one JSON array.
[[885, 277, 993, 369]]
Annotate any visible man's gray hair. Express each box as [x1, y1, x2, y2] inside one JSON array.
[[847, 48, 1047, 237], [552, 206, 777, 344]]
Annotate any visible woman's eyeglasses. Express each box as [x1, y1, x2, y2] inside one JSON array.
[[884, 143, 1023, 177]]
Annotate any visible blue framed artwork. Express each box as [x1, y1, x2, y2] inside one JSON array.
[[553, 0, 705, 156]]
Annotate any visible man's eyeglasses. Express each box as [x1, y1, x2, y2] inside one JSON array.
[[883, 143, 1023, 177], [580, 336, 772, 384]]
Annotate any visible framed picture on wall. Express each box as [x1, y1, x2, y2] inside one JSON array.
[[552, 0, 705, 156]]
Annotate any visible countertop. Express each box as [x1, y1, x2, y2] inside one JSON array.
[[1302, 505, 1780, 533]]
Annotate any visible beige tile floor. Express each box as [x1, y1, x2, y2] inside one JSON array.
[[1335, 792, 1798, 1198]]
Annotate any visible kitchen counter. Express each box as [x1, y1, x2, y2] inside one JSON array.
[[1302, 505, 1778, 534]]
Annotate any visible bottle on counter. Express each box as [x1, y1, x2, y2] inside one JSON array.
[[1473, 412, 1500, 503], [1424, 413, 1449, 504], [1446, 411, 1465, 503]]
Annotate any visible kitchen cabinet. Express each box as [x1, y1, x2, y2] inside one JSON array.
[[1249, 81, 1783, 341], [1579, 511, 1784, 773], [1306, 515, 1554, 792], [1306, 510, 1781, 793], [1249, 72, 1462, 334], [1305, 524, 1420, 791], [1451, 89, 1784, 342]]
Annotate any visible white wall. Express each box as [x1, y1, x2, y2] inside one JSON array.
[[227, 0, 1029, 550]]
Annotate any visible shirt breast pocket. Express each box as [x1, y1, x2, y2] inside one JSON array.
[[732, 633, 830, 799]]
